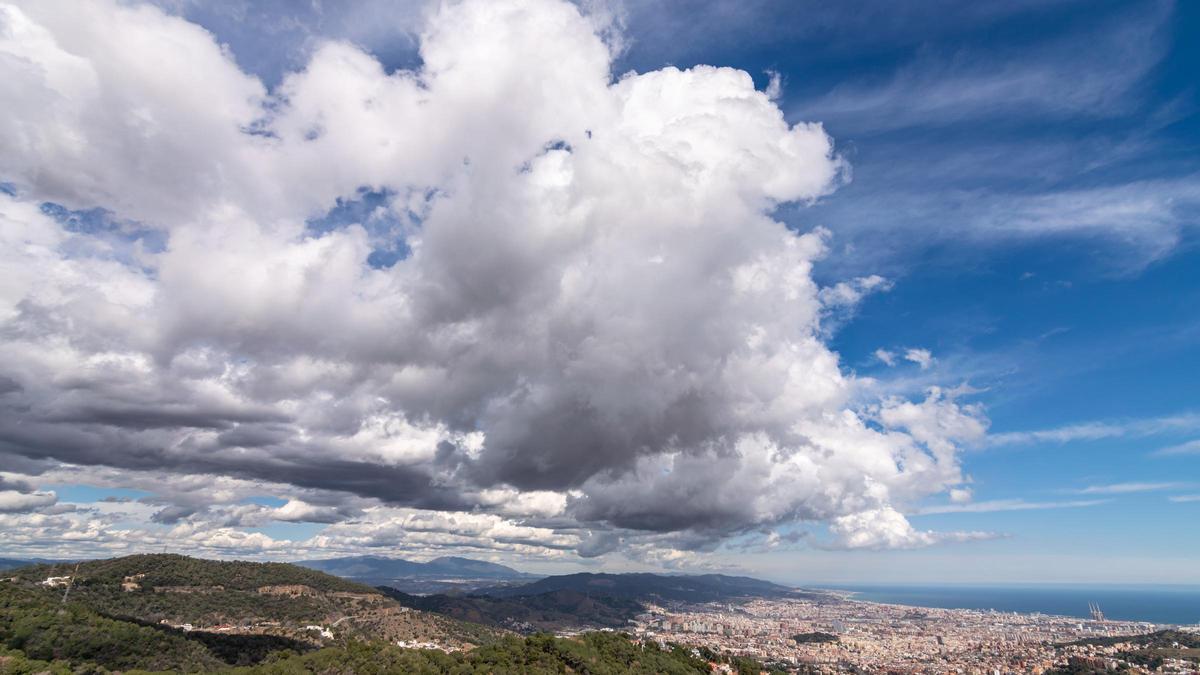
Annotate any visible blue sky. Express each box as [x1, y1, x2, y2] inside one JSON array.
[[229, 0, 1200, 579], [760, 0, 1199, 580], [0, 0, 1196, 584]]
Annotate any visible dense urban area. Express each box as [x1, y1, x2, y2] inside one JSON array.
[[628, 594, 1200, 674]]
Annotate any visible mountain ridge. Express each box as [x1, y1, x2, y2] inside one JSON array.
[[297, 554, 532, 580], [477, 571, 800, 603]]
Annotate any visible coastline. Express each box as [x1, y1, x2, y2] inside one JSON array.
[[805, 584, 1200, 627]]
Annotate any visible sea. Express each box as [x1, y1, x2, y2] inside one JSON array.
[[814, 584, 1200, 626]]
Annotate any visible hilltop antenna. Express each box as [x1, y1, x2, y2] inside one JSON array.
[[60, 562, 81, 605]]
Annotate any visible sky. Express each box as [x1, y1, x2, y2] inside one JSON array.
[[0, 0, 1197, 585]]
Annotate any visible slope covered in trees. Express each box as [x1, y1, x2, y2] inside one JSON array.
[[228, 632, 777, 674], [12, 553, 376, 593], [1, 578, 772, 674], [380, 587, 644, 633], [4, 554, 503, 659], [1, 581, 235, 671]]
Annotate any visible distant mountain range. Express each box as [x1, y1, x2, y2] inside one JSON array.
[[0, 557, 63, 571], [477, 572, 801, 604], [302, 555, 814, 632], [295, 555, 538, 593], [376, 571, 816, 634]]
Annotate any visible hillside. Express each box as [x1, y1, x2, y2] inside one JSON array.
[[0, 620, 774, 674], [0, 580, 265, 671], [3, 554, 502, 659], [234, 632, 777, 674], [0, 556, 800, 672], [379, 587, 645, 633], [1067, 630, 1200, 649], [479, 572, 798, 604], [12, 553, 376, 593], [1, 557, 773, 674], [1055, 630, 1200, 673]]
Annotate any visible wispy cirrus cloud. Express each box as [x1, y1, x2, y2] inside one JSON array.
[[797, 13, 1167, 134], [1153, 439, 1200, 457], [917, 498, 1108, 515], [986, 412, 1200, 448], [1072, 482, 1193, 496], [782, 0, 1197, 277]]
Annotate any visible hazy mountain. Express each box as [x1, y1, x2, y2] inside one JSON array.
[[424, 555, 531, 579], [298, 554, 528, 580], [479, 572, 799, 604], [295, 554, 537, 593], [0, 557, 65, 571], [294, 554, 427, 579]]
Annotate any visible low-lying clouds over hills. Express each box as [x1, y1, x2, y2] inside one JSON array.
[[0, 0, 993, 566]]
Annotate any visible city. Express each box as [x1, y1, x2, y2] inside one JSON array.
[[629, 595, 1200, 674]]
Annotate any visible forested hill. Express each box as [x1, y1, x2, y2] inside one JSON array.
[[2, 554, 503, 662], [379, 586, 645, 634], [11, 553, 377, 593], [1, 580, 234, 672], [0, 554, 775, 674]]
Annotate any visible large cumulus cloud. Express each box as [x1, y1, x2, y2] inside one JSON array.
[[0, 0, 985, 558]]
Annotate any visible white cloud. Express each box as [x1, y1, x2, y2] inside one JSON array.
[[272, 500, 363, 524], [0, 0, 990, 559], [0, 490, 57, 513], [948, 487, 973, 504], [874, 348, 896, 366], [828, 506, 994, 550], [763, 69, 782, 101], [1168, 494, 1200, 503], [830, 507, 935, 549], [819, 274, 892, 311], [903, 348, 934, 370]]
